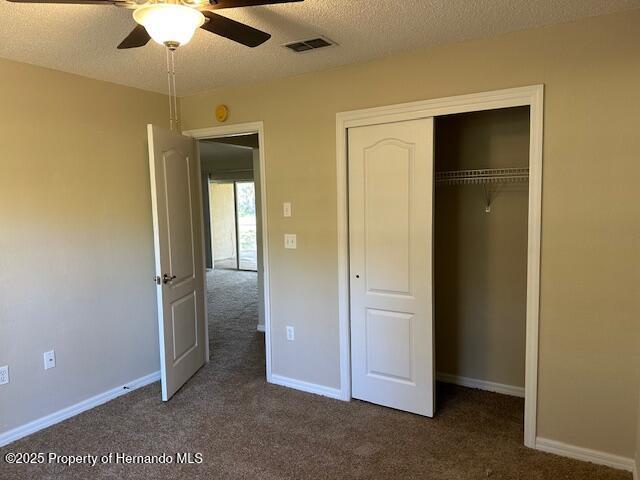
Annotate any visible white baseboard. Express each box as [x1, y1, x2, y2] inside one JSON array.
[[270, 374, 342, 400], [256, 324, 265, 333], [535, 437, 635, 472], [436, 372, 525, 398], [0, 370, 160, 448]]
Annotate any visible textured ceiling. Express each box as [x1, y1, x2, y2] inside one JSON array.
[[1, 0, 639, 96]]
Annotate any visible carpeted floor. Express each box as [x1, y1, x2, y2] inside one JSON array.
[[1, 269, 631, 479]]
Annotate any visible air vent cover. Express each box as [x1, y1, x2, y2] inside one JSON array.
[[284, 37, 335, 53]]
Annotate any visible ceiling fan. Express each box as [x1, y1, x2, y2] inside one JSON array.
[[7, 0, 304, 50]]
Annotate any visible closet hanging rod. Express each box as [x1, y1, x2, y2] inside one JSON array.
[[435, 167, 529, 185]]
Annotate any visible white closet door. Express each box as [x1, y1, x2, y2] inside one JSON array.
[[348, 118, 435, 417]]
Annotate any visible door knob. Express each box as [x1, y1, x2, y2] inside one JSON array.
[[162, 273, 177, 284]]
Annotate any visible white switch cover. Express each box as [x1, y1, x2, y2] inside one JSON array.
[[0, 366, 8, 385], [286, 326, 295, 341], [283, 202, 292, 218], [44, 350, 56, 370], [284, 234, 297, 249]]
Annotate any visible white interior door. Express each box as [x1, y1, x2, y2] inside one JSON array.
[[147, 124, 207, 401], [348, 118, 435, 416]]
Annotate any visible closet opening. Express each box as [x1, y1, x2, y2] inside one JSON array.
[[434, 106, 531, 423]]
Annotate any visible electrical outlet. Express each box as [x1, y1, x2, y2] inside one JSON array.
[[0, 366, 8, 386], [284, 234, 297, 249], [44, 350, 56, 370], [286, 326, 295, 341]]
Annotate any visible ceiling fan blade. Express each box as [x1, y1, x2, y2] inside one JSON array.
[[7, 0, 124, 4], [117, 24, 151, 50], [201, 11, 271, 47], [205, 0, 303, 10]]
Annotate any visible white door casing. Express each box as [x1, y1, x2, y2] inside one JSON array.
[[147, 124, 207, 401], [182, 122, 271, 381], [338, 86, 542, 446], [348, 118, 435, 416]]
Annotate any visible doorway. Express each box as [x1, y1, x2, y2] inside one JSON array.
[[199, 133, 266, 353], [184, 122, 273, 378], [336, 86, 543, 448], [147, 122, 271, 401]]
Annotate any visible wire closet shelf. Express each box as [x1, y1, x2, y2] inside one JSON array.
[[435, 167, 530, 185], [435, 167, 530, 213]]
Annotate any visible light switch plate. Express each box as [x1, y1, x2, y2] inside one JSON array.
[[284, 234, 297, 249], [283, 202, 292, 218], [44, 350, 56, 370], [286, 326, 295, 341], [0, 365, 8, 385]]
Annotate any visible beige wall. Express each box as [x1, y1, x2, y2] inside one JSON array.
[[210, 182, 237, 261], [0, 58, 167, 434], [434, 108, 529, 388], [181, 10, 640, 458]]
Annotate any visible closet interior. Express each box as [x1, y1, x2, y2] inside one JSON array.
[[434, 106, 531, 404]]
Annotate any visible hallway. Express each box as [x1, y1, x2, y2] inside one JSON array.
[[206, 269, 263, 374]]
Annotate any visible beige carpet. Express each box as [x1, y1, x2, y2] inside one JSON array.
[[1, 270, 631, 479]]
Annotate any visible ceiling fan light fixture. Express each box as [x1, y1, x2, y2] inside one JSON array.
[[133, 3, 205, 49]]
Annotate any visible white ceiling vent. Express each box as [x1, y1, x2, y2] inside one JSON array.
[[284, 36, 336, 53]]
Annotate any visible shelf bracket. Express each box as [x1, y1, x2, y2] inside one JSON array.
[[482, 184, 491, 213]]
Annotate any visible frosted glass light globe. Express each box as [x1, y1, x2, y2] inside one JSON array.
[[133, 4, 205, 48]]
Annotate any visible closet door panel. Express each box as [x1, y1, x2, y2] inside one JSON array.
[[363, 140, 412, 296], [365, 309, 414, 382], [348, 118, 435, 417]]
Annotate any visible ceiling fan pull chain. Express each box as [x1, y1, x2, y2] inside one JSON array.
[[165, 46, 174, 130], [171, 48, 179, 130], [165, 46, 179, 131]]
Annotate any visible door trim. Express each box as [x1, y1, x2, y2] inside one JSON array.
[[336, 85, 544, 448], [183, 122, 272, 383]]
